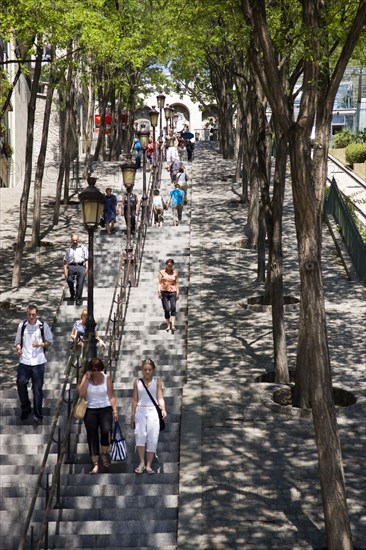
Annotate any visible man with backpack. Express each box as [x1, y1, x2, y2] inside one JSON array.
[[15, 304, 53, 424]]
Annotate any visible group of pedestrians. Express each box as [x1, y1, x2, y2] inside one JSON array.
[[15, 128, 187, 476]]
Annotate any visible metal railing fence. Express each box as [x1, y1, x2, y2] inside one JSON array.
[[325, 177, 366, 282], [18, 149, 163, 550]]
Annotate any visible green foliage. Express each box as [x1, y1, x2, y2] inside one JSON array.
[[345, 143, 366, 165], [343, 193, 366, 243], [333, 129, 355, 148], [354, 130, 366, 144]]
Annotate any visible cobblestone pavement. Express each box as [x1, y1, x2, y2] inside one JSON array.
[[178, 144, 366, 549]]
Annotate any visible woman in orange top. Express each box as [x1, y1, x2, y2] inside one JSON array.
[[158, 258, 179, 334]]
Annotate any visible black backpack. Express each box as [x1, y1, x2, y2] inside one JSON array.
[[20, 320, 46, 348]]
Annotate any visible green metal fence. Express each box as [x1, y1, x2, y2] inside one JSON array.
[[325, 177, 366, 282]]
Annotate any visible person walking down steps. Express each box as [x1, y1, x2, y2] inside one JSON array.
[[63, 233, 88, 306], [158, 258, 179, 334], [77, 358, 119, 474], [15, 304, 53, 424], [131, 359, 167, 475]]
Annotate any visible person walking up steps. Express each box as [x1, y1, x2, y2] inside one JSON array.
[[158, 258, 179, 334], [152, 189, 166, 227], [167, 182, 185, 226]]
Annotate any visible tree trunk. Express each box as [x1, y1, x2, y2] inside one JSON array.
[[12, 45, 43, 288], [247, 173, 259, 248], [235, 76, 249, 203], [289, 127, 352, 549], [208, 61, 235, 159], [94, 80, 108, 162], [266, 134, 289, 383], [31, 52, 56, 246], [53, 78, 65, 226], [83, 80, 95, 180], [63, 61, 73, 205]]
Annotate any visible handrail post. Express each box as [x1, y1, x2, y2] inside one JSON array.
[[54, 428, 62, 508], [65, 386, 72, 464], [44, 474, 49, 550]]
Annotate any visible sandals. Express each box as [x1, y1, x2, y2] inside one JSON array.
[[101, 453, 111, 471], [146, 467, 155, 475], [135, 464, 146, 474], [89, 463, 99, 474]]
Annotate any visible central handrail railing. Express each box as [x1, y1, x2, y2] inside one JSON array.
[[18, 149, 164, 550]]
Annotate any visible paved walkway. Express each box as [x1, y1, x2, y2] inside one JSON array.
[[0, 144, 365, 549], [178, 144, 366, 549]]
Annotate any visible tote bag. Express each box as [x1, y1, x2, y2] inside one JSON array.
[[73, 396, 88, 420], [111, 421, 128, 461]]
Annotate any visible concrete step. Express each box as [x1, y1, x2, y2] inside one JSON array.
[[0, 453, 57, 466], [0, 472, 178, 491], [25, 532, 177, 549], [58, 461, 178, 475], [1, 505, 178, 523]]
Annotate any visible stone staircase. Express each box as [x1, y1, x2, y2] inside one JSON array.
[[0, 168, 191, 549]]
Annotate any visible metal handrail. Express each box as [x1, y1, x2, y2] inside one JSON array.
[[19, 151, 164, 550], [17, 348, 82, 550]]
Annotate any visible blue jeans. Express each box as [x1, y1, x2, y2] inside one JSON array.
[[161, 291, 177, 319], [17, 363, 45, 419]]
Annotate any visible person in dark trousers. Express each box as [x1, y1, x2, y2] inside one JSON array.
[[63, 233, 88, 306], [185, 139, 194, 161], [121, 192, 139, 234], [103, 187, 118, 235], [15, 304, 53, 424], [78, 357, 119, 474], [158, 258, 179, 333]]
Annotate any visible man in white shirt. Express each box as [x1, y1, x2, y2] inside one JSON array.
[[15, 304, 53, 424], [63, 233, 89, 305]]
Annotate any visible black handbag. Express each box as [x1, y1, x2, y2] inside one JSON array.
[[140, 378, 165, 430]]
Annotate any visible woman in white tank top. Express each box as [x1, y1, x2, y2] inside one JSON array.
[[78, 357, 119, 474], [131, 359, 167, 474]]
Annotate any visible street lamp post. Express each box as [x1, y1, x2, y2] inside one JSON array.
[[78, 177, 105, 358], [156, 94, 165, 140], [137, 127, 150, 224], [170, 108, 176, 129], [156, 95, 166, 183], [121, 158, 137, 284], [120, 109, 129, 157], [164, 105, 172, 133], [173, 112, 179, 130], [149, 106, 159, 166]]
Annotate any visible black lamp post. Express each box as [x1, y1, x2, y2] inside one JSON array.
[[78, 177, 105, 358], [121, 158, 137, 281], [164, 104, 172, 132], [137, 127, 150, 225], [173, 112, 179, 130], [170, 108, 176, 129], [156, 94, 165, 140], [149, 106, 159, 165], [156, 95, 165, 181]]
